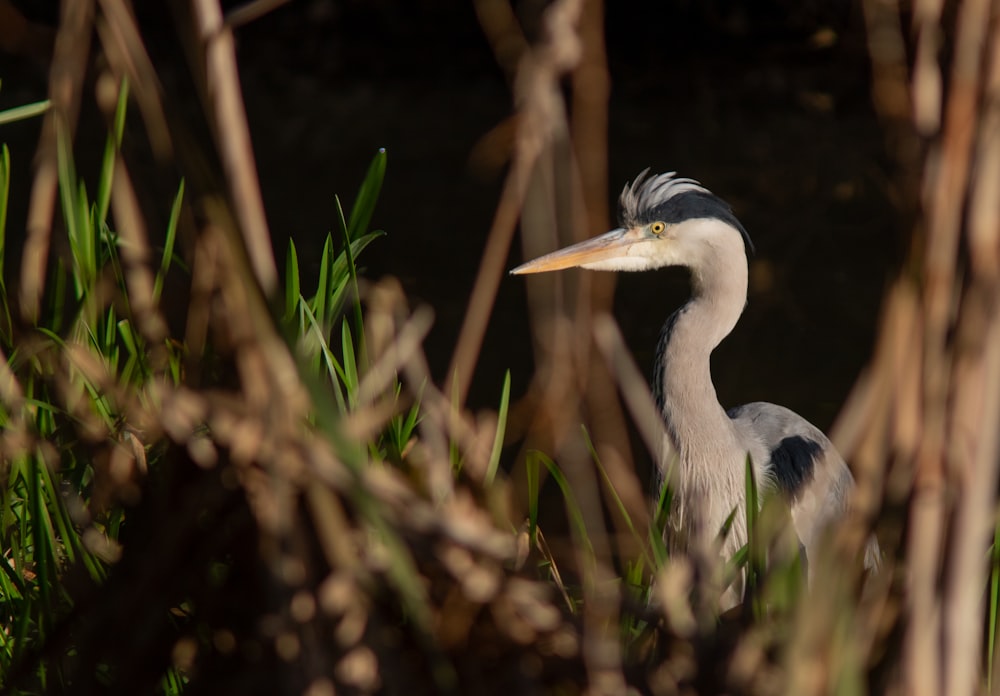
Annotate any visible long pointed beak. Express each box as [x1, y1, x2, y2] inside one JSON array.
[[510, 228, 637, 274]]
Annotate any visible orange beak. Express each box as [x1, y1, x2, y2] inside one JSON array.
[[510, 228, 639, 274]]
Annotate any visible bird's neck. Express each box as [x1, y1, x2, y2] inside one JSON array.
[[653, 262, 749, 481]]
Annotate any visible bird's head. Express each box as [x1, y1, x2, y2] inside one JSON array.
[[511, 170, 753, 276]]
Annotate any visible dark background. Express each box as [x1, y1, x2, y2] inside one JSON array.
[[0, 0, 898, 431]]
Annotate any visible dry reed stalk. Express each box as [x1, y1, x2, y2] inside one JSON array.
[[189, 0, 278, 295], [592, 315, 668, 486], [941, 4, 1000, 691], [846, 0, 1000, 693], [570, 0, 648, 576], [95, 0, 172, 157], [0, 345, 29, 458], [109, 160, 169, 344], [448, 0, 583, 408], [19, 0, 94, 322], [0, 2, 603, 693], [467, 2, 642, 691]]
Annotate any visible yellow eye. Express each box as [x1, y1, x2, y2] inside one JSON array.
[[650, 221, 666, 235]]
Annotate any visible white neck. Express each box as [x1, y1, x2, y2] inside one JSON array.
[[653, 230, 750, 542]]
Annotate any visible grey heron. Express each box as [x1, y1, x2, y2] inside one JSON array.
[[512, 170, 878, 598]]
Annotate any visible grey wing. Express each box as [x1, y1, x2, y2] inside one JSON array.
[[726, 402, 868, 568]]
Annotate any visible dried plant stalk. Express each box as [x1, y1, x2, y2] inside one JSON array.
[[19, 0, 95, 321], [849, 0, 1000, 693]]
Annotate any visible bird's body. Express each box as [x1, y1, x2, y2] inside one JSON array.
[[649, 250, 854, 566], [513, 170, 877, 599]]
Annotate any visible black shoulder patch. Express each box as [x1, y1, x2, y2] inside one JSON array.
[[769, 435, 822, 497]]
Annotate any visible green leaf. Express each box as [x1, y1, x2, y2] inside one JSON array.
[[56, 120, 82, 295], [340, 320, 359, 409], [650, 475, 673, 568], [324, 231, 385, 322], [153, 178, 184, 304], [384, 381, 423, 462], [335, 194, 367, 375], [347, 148, 387, 242], [312, 233, 334, 330], [0, 144, 9, 272], [582, 424, 658, 574], [484, 370, 511, 486], [73, 178, 96, 307], [298, 298, 348, 412], [96, 78, 129, 225], [399, 386, 422, 441], [744, 454, 764, 618], [990, 519, 1000, 689], [536, 451, 593, 559], [284, 237, 300, 325], [118, 318, 145, 384], [29, 456, 56, 628], [0, 144, 11, 343], [0, 99, 50, 126]]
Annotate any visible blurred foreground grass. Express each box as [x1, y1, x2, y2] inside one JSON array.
[[0, 82, 881, 696], [1, 1, 1000, 695]]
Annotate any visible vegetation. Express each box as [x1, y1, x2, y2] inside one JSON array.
[[1, 1, 1000, 694]]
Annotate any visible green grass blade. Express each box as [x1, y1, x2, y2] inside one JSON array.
[[312, 233, 334, 330], [74, 180, 95, 307], [726, 543, 749, 577], [536, 451, 593, 558], [283, 237, 300, 325], [744, 454, 763, 618], [650, 475, 674, 565], [36, 455, 76, 567], [0, 99, 50, 126], [0, 551, 26, 598], [0, 144, 11, 343], [298, 299, 348, 412], [335, 194, 367, 373], [384, 381, 423, 462], [118, 318, 145, 384], [96, 78, 129, 225], [325, 231, 386, 321], [49, 257, 68, 332], [581, 424, 655, 571], [153, 179, 184, 304], [347, 148, 386, 241], [400, 389, 422, 440], [340, 231, 386, 271], [0, 144, 8, 272], [336, 149, 387, 381], [989, 518, 1000, 688], [340, 320, 359, 409], [484, 370, 510, 486], [29, 456, 56, 629], [55, 121, 83, 296]]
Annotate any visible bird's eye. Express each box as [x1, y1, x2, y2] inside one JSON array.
[[650, 221, 666, 235]]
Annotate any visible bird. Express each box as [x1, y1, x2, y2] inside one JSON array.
[[511, 169, 878, 602]]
